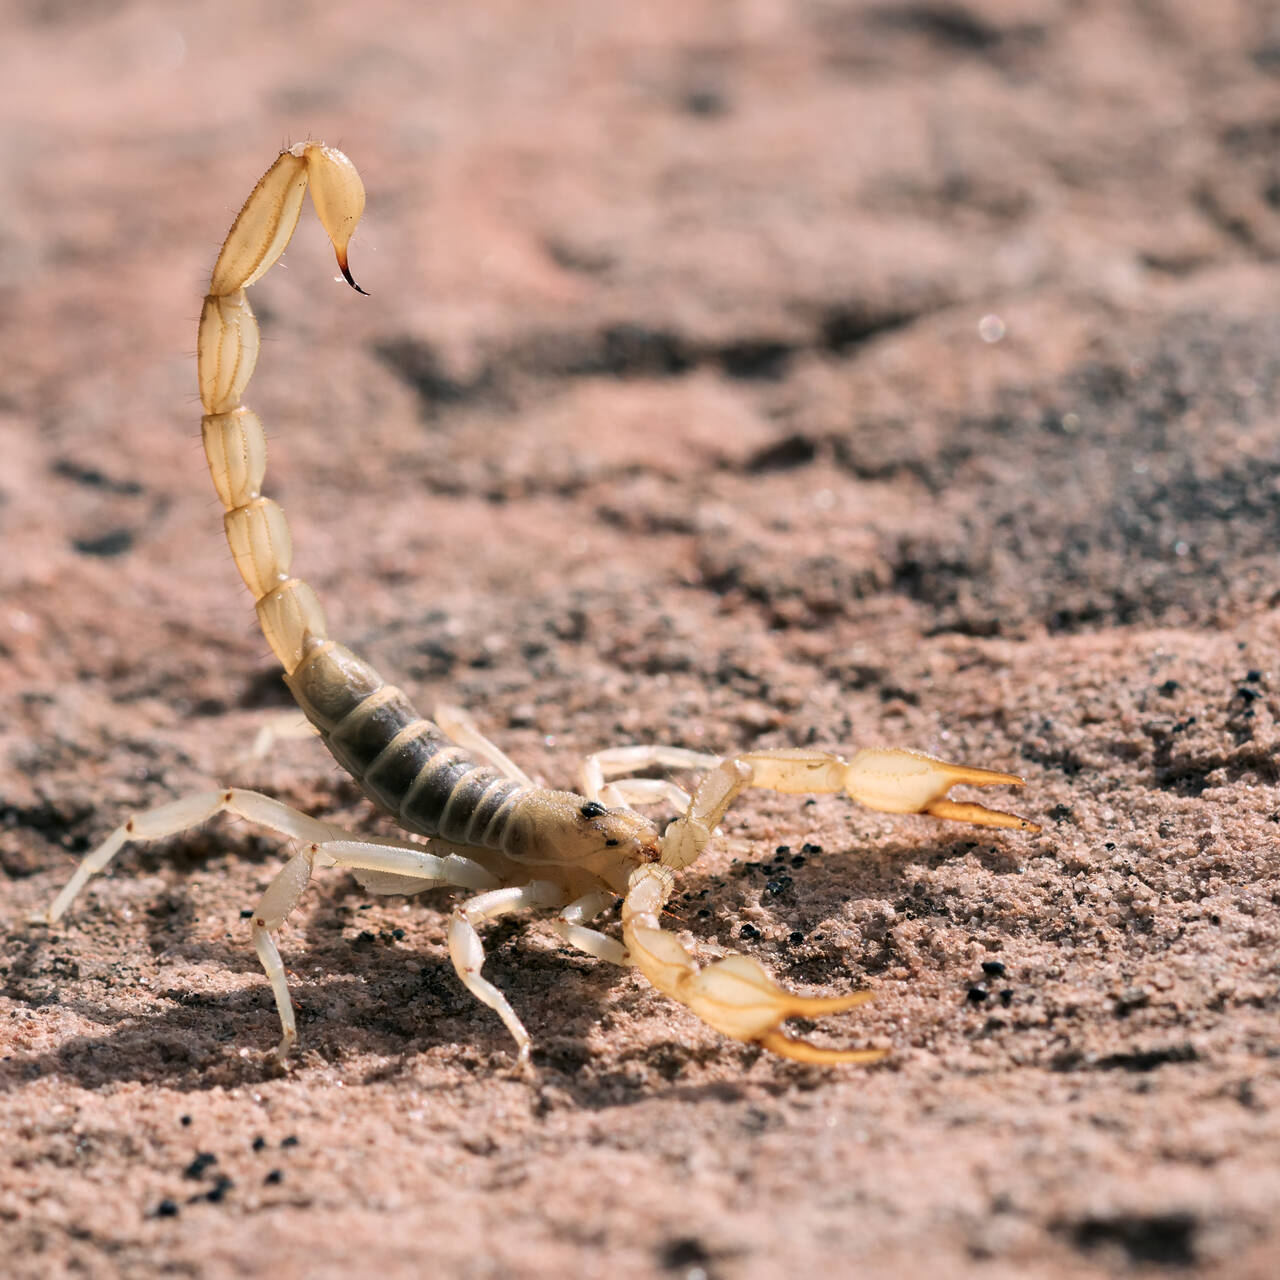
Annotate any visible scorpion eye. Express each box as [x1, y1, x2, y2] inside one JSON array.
[[580, 800, 607, 819]]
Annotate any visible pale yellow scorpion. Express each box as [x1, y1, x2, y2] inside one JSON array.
[[44, 143, 1039, 1067]]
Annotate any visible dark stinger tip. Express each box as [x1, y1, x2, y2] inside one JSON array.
[[337, 254, 369, 296]]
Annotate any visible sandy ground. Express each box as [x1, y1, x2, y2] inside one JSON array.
[[3, 1, 1280, 1276]]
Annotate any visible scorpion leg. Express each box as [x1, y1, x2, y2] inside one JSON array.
[[622, 746, 1037, 1063], [433, 704, 533, 785], [246, 712, 317, 763], [447, 881, 567, 1062], [581, 744, 720, 811], [40, 787, 504, 1061], [42, 788, 350, 925], [550, 890, 631, 966], [253, 837, 499, 1062]]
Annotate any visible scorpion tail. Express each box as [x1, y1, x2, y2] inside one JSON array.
[[197, 143, 367, 675]]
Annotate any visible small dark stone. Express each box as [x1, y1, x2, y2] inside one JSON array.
[[801, 842, 822, 854], [660, 1237, 713, 1270], [1245, 669, 1263, 682], [264, 1169, 284, 1186], [966, 985, 989, 1004], [204, 1176, 234, 1204], [183, 1152, 217, 1180], [155, 1199, 179, 1218], [788, 931, 805, 946], [1157, 679, 1180, 695], [682, 86, 727, 117], [981, 960, 1007, 978], [999, 988, 1014, 1007], [179, 1115, 192, 1128], [739, 923, 761, 940], [791, 854, 806, 867], [281, 1135, 300, 1148], [775, 845, 791, 856], [580, 800, 607, 818], [73, 528, 134, 557], [391, 928, 406, 941], [251, 1136, 266, 1152], [239, 909, 254, 919]]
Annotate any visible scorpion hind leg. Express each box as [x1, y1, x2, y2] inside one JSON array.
[[39, 788, 349, 926], [433, 704, 533, 785]]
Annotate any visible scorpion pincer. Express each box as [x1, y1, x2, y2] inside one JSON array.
[[42, 143, 1040, 1067]]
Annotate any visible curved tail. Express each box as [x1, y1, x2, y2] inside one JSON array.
[[196, 142, 366, 674]]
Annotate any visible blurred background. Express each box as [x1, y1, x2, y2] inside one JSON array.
[[3, 2, 1280, 1276]]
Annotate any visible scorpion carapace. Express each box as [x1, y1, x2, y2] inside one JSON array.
[[44, 142, 1040, 1068]]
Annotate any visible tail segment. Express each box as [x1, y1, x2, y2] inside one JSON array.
[[196, 142, 366, 674]]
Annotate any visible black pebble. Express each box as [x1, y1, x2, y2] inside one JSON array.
[[740, 923, 761, 940], [999, 989, 1014, 1008], [264, 1169, 284, 1186], [981, 960, 1007, 978], [155, 1199, 179, 1218], [240, 908, 254, 919], [179, 1115, 192, 1128], [580, 800, 606, 818], [281, 1135, 300, 1149], [251, 1136, 266, 1153], [966, 985, 989, 1004], [801, 842, 822, 855], [204, 1176, 234, 1204], [184, 1152, 217, 1180]]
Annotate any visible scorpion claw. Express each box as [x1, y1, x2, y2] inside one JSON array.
[[756, 1030, 889, 1067], [844, 748, 1041, 833], [623, 869, 885, 1064]]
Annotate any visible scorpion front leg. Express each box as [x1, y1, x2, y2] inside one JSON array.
[[447, 882, 569, 1062], [623, 747, 1037, 1063], [253, 837, 500, 1062]]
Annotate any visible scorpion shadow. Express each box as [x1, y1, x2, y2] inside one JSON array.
[[3, 827, 1015, 1096]]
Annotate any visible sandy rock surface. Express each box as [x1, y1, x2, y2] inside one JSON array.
[[3, 2, 1280, 1276]]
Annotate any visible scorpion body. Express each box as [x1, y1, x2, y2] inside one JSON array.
[[45, 143, 1038, 1067]]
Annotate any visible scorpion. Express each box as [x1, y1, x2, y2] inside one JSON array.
[[42, 142, 1039, 1067]]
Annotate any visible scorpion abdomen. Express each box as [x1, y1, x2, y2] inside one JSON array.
[[287, 641, 525, 847]]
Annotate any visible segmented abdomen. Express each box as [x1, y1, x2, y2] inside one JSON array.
[[287, 641, 527, 849]]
